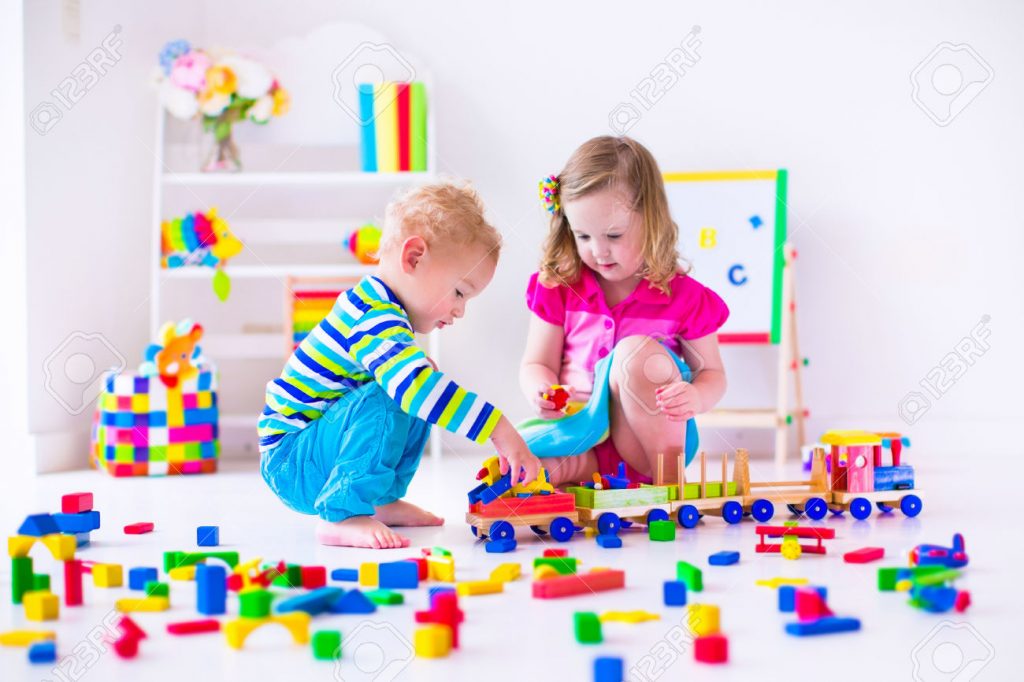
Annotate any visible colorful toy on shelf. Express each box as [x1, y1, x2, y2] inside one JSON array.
[[342, 223, 382, 265], [358, 82, 428, 172], [91, 321, 219, 477], [161, 208, 242, 300], [910, 533, 968, 569]]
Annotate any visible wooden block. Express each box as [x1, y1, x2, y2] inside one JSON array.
[[686, 603, 720, 636], [93, 564, 123, 588], [426, 556, 455, 582], [61, 493, 94, 514], [169, 565, 196, 581], [166, 619, 220, 636], [0, 629, 56, 646], [414, 624, 452, 658], [40, 534, 76, 561], [123, 522, 154, 535], [600, 610, 660, 623], [844, 547, 885, 564], [115, 596, 170, 613], [532, 569, 625, 599], [7, 535, 36, 558], [455, 580, 503, 596], [489, 563, 521, 583], [359, 563, 379, 587], [23, 591, 59, 621]]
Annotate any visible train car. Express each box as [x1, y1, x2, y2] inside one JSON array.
[[821, 430, 923, 519]]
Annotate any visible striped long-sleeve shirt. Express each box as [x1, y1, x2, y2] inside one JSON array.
[[258, 276, 502, 453]]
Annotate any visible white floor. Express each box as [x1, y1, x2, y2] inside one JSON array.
[[1, 450, 1020, 682]]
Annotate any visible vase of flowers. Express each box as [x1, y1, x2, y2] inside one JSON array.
[[155, 40, 290, 172]]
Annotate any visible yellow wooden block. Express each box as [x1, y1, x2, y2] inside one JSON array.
[[93, 563, 124, 588], [23, 591, 59, 622], [600, 610, 661, 624], [755, 577, 809, 589], [533, 565, 560, 581], [0, 630, 56, 647], [426, 556, 455, 582], [686, 604, 720, 637], [414, 624, 452, 658], [359, 563, 379, 587], [455, 580, 503, 596], [224, 612, 310, 650], [7, 535, 35, 558], [116, 596, 170, 613], [169, 565, 197, 581], [40, 534, 76, 561], [489, 563, 521, 583]]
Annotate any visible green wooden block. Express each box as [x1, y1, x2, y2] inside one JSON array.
[[574, 611, 602, 644], [239, 589, 274, 618], [566, 485, 670, 509], [676, 561, 703, 592], [566, 486, 595, 508], [272, 564, 303, 588], [533, 557, 578, 575], [365, 589, 404, 606], [913, 569, 961, 587], [145, 581, 169, 597], [312, 630, 342, 660], [32, 573, 51, 591], [682, 483, 701, 500], [648, 520, 676, 542], [12, 556, 34, 604], [163, 550, 240, 572], [431, 546, 452, 557]]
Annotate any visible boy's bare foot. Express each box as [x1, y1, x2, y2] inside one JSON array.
[[373, 500, 445, 527], [315, 517, 410, 549]]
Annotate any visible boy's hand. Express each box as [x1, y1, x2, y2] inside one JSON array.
[[491, 417, 542, 484], [655, 381, 703, 422], [532, 383, 574, 420]]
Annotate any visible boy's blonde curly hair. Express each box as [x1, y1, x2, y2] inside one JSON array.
[[539, 136, 683, 294], [381, 180, 502, 259]]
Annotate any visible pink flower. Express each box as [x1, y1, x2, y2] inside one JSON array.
[[170, 50, 212, 93]]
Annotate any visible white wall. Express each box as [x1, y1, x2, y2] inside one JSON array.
[[22, 0, 1023, 470]]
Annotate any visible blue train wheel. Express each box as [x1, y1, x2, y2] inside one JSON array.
[[677, 505, 700, 529], [549, 516, 575, 542], [488, 520, 515, 541], [596, 512, 621, 536], [876, 503, 895, 514], [751, 499, 775, 522], [722, 501, 744, 524], [900, 494, 923, 518], [646, 509, 670, 525], [804, 497, 828, 521], [850, 497, 872, 520]]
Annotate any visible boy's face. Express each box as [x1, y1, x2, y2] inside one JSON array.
[[400, 239, 497, 334]]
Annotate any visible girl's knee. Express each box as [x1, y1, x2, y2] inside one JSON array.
[[611, 335, 679, 389]]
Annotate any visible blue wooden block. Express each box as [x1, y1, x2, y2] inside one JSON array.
[[485, 538, 517, 553], [479, 473, 513, 504], [708, 551, 740, 566], [53, 511, 101, 533], [594, 656, 624, 682], [779, 585, 826, 612], [73, 531, 90, 547], [329, 588, 376, 614], [18, 514, 59, 537], [596, 534, 622, 549], [129, 566, 159, 591], [429, 586, 456, 606], [378, 561, 419, 589], [28, 640, 56, 664], [331, 568, 358, 582], [276, 587, 345, 615], [785, 616, 861, 636], [197, 525, 219, 547], [663, 580, 687, 606], [196, 563, 227, 616]]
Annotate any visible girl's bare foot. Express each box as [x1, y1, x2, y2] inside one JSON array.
[[315, 517, 410, 549], [373, 500, 445, 527]]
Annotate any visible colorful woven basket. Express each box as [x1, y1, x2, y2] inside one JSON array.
[[90, 363, 220, 477]]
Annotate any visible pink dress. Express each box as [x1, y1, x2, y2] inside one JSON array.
[[526, 267, 729, 480]]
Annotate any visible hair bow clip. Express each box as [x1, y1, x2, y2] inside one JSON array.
[[538, 175, 560, 214]]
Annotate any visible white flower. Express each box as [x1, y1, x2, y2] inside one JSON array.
[[221, 55, 273, 99], [199, 91, 231, 117], [248, 94, 274, 123], [159, 79, 199, 119]]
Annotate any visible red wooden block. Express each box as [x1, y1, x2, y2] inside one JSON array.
[[415, 592, 463, 648], [404, 557, 428, 581], [694, 634, 728, 664], [843, 547, 885, 564], [62, 492, 94, 514], [112, 615, 147, 658], [64, 559, 83, 606], [226, 574, 244, 592], [471, 492, 577, 518], [167, 619, 221, 635], [532, 570, 625, 599], [124, 522, 155, 535], [795, 587, 833, 621], [301, 566, 327, 589], [955, 590, 971, 613], [543, 548, 568, 558]]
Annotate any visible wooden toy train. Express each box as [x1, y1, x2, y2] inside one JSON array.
[[466, 430, 922, 547]]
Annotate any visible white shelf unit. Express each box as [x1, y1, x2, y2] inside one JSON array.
[[150, 95, 443, 460]]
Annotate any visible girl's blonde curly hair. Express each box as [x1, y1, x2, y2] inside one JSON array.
[[539, 136, 684, 294]]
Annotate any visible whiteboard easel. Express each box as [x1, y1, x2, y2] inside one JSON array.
[[663, 171, 806, 466]]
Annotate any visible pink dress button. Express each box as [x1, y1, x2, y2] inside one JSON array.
[[604, 319, 613, 329], [598, 347, 609, 358]]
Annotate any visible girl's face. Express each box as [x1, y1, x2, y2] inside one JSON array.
[[562, 188, 645, 283]]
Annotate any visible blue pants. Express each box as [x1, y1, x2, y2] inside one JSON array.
[[260, 381, 432, 522]]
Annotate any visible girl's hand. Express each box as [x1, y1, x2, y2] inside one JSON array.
[[655, 381, 704, 421], [532, 384, 573, 420]]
